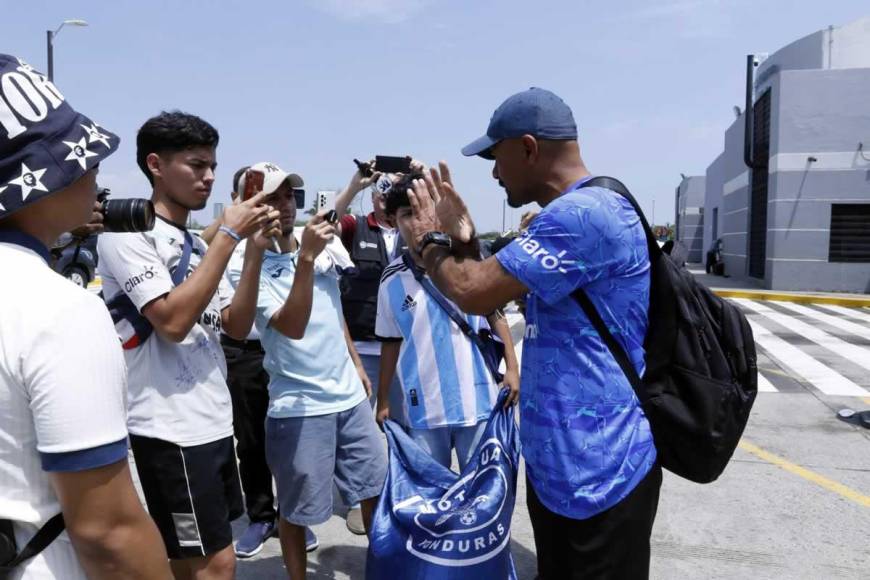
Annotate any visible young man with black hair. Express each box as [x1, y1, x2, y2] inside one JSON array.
[[0, 54, 170, 580], [97, 111, 280, 580], [374, 173, 520, 469]]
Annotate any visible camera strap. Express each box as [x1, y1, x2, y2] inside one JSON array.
[[0, 514, 65, 575], [106, 230, 193, 349]]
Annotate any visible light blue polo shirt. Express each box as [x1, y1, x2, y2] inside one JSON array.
[[495, 179, 657, 520], [255, 249, 366, 418]]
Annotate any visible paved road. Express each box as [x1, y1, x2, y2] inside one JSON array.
[[114, 289, 870, 579]]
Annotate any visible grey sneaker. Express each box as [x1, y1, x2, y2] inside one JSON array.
[[345, 507, 365, 536]]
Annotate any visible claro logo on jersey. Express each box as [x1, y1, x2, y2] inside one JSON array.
[[394, 438, 513, 567], [515, 231, 575, 273], [124, 266, 156, 293]]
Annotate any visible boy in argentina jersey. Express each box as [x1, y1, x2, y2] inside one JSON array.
[[374, 172, 520, 471]]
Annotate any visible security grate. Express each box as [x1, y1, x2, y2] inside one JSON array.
[[829, 204, 870, 263], [748, 89, 771, 279]]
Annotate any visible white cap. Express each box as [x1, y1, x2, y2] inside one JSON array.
[[237, 161, 304, 196]]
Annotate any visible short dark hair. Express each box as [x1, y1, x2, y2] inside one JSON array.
[[384, 173, 424, 216], [136, 111, 219, 184], [232, 166, 249, 194]]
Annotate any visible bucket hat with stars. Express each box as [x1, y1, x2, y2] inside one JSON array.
[[0, 54, 119, 220]]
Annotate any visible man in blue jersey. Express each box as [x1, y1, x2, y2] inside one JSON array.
[[374, 173, 519, 470], [400, 88, 661, 579]]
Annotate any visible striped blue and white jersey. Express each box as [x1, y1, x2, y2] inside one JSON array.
[[375, 254, 499, 429]]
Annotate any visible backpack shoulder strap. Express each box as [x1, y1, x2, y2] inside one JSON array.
[[573, 177, 651, 404], [171, 231, 194, 286], [0, 514, 65, 572], [581, 176, 661, 258]]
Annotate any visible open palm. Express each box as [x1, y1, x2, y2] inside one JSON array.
[[427, 162, 476, 244]]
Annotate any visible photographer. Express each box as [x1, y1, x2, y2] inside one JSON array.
[[0, 55, 169, 579], [97, 111, 279, 580]]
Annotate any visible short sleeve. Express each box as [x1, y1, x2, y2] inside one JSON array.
[[255, 275, 284, 332], [339, 214, 356, 250], [23, 293, 128, 468], [495, 188, 645, 305], [375, 276, 402, 341], [97, 232, 172, 311]]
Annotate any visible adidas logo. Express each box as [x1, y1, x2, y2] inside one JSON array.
[[401, 294, 417, 312]]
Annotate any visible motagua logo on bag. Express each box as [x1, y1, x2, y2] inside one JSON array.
[[393, 438, 514, 567]]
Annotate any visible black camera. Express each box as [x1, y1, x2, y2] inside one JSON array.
[[97, 188, 156, 233]]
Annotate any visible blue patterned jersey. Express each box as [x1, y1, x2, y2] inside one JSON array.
[[495, 180, 657, 520]]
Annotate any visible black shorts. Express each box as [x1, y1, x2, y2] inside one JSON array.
[[129, 434, 244, 559], [527, 463, 663, 580]]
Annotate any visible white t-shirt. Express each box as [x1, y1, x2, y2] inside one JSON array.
[[0, 241, 128, 579], [98, 216, 235, 446]]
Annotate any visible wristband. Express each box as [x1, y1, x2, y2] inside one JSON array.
[[218, 225, 242, 243]]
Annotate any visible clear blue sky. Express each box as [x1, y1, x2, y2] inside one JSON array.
[[4, 1, 868, 231]]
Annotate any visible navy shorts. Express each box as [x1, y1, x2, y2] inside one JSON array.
[[265, 400, 387, 526]]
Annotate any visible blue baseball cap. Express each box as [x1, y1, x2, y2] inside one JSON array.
[[461, 87, 577, 159], [0, 54, 119, 221]]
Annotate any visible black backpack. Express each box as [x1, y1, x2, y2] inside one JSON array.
[[574, 177, 758, 484]]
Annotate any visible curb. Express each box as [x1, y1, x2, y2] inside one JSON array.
[[713, 289, 870, 308]]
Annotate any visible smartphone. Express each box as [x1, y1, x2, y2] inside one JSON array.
[[375, 155, 411, 174], [242, 169, 265, 202], [315, 190, 336, 213]]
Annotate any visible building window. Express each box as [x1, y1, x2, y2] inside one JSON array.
[[829, 204, 870, 263]]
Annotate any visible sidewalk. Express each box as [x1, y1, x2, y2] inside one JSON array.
[[689, 267, 870, 307]]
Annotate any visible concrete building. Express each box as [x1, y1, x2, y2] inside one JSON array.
[[699, 17, 870, 293], [675, 175, 705, 263]]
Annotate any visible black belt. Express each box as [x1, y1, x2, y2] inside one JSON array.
[[221, 334, 263, 351]]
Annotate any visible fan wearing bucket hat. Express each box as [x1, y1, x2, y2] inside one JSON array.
[[95, 112, 281, 579], [0, 55, 171, 578], [401, 88, 661, 579]]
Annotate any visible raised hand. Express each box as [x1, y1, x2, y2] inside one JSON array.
[[347, 158, 381, 194], [299, 212, 336, 262], [249, 207, 282, 250], [222, 190, 274, 239], [426, 162, 477, 244]]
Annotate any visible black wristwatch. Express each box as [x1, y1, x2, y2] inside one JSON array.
[[418, 231, 452, 255]]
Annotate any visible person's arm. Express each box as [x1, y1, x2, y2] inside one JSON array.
[[376, 340, 400, 424], [334, 162, 380, 235], [50, 462, 170, 580], [221, 215, 280, 339], [268, 217, 335, 339], [344, 320, 372, 398], [199, 215, 222, 245], [25, 295, 170, 579], [142, 192, 273, 342], [487, 311, 520, 407], [423, 249, 527, 315]]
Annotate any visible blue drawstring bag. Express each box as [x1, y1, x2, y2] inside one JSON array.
[[367, 390, 521, 580]]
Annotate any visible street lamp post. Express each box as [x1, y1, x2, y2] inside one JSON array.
[[46, 19, 88, 81]]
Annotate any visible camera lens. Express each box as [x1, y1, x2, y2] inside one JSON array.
[[100, 198, 156, 233]]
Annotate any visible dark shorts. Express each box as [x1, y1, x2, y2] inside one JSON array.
[[265, 400, 387, 526], [129, 434, 244, 559], [527, 463, 663, 580]]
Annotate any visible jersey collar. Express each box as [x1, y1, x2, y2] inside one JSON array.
[[0, 229, 51, 264]]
